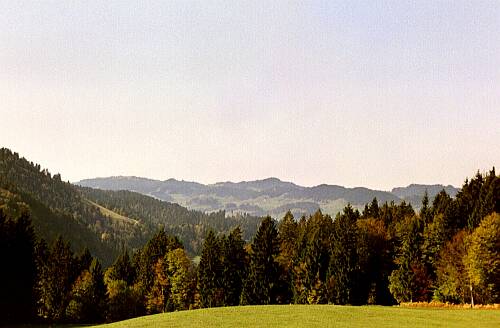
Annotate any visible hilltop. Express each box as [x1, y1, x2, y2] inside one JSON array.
[[94, 305, 500, 328]]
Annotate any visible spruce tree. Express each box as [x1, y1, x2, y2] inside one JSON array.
[[109, 249, 135, 285], [420, 191, 432, 224], [277, 212, 298, 304], [221, 227, 247, 306], [88, 259, 107, 322], [242, 216, 280, 305], [198, 230, 223, 307], [0, 209, 37, 323], [327, 205, 361, 304]]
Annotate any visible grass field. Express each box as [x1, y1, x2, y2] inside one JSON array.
[[93, 305, 500, 328], [85, 199, 139, 225]]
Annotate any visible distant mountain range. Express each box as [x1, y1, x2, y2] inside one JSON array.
[[77, 176, 460, 218]]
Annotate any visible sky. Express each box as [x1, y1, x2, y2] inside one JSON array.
[[1, 1, 499, 190]]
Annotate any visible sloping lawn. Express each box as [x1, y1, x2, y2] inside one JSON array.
[[94, 305, 500, 328]]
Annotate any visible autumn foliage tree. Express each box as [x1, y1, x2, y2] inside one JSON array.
[[465, 212, 500, 304]]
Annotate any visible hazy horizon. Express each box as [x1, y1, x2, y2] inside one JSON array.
[[78, 174, 466, 192], [1, 1, 499, 190]]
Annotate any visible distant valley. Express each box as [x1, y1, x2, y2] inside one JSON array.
[[77, 176, 459, 218]]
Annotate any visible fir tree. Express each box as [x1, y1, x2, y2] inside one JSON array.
[[198, 230, 223, 308], [242, 216, 280, 305], [420, 191, 432, 224], [221, 227, 247, 306], [327, 205, 361, 304], [108, 249, 135, 285], [0, 209, 37, 323]]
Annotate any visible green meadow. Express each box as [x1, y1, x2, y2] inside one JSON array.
[[94, 305, 500, 328]]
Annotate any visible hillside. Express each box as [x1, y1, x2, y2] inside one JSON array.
[[78, 176, 460, 218], [94, 305, 500, 328], [0, 148, 260, 264]]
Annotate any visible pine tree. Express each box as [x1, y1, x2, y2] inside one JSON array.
[[356, 218, 394, 305], [291, 211, 332, 304], [363, 198, 380, 219], [327, 205, 361, 304], [88, 259, 107, 321], [277, 212, 298, 304], [108, 249, 135, 285], [0, 209, 37, 323], [221, 227, 247, 306], [242, 216, 280, 305], [420, 191, 432, 224], [198, 230, 223, 308]]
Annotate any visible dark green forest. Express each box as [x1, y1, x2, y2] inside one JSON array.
[[0, 148, 498, 325]]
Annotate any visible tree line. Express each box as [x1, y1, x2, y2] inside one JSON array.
[[0, 168, 498, 325]]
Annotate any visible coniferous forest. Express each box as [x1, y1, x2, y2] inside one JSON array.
[[0, 149, 499, 325]]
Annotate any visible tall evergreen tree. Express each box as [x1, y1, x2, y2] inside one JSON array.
[[291, 210, 332, 304], [198, 230, 223, 308], [108, 249, 135, 285], [0, 209, 37, 323], [363, 198, 380, 219], [327, 205, 361, 304], [356, 218, 394, 305], [242, 216, 280, 305], [420, 191, 432, 224], [221, 227, 247, 306], [276, 212, 298, 304]]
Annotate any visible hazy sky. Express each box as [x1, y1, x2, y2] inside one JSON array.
[[1, 1, 499, 190]]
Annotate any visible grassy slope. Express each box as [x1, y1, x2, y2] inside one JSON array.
[[85, 199, 139, 225], [94, 305, 500, 328]]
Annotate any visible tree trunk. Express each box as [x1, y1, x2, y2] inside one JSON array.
[[470, 284, 474, 308]]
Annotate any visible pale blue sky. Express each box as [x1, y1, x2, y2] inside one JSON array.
[[1, 1, 499, 189]]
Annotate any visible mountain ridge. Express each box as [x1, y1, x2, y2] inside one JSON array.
[[77, 176, 460, 218]]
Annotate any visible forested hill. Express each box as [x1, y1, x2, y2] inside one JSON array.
[[77, 187, 260, 250], [77, 176, 460, 218], [0, 148, 260, 264]]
